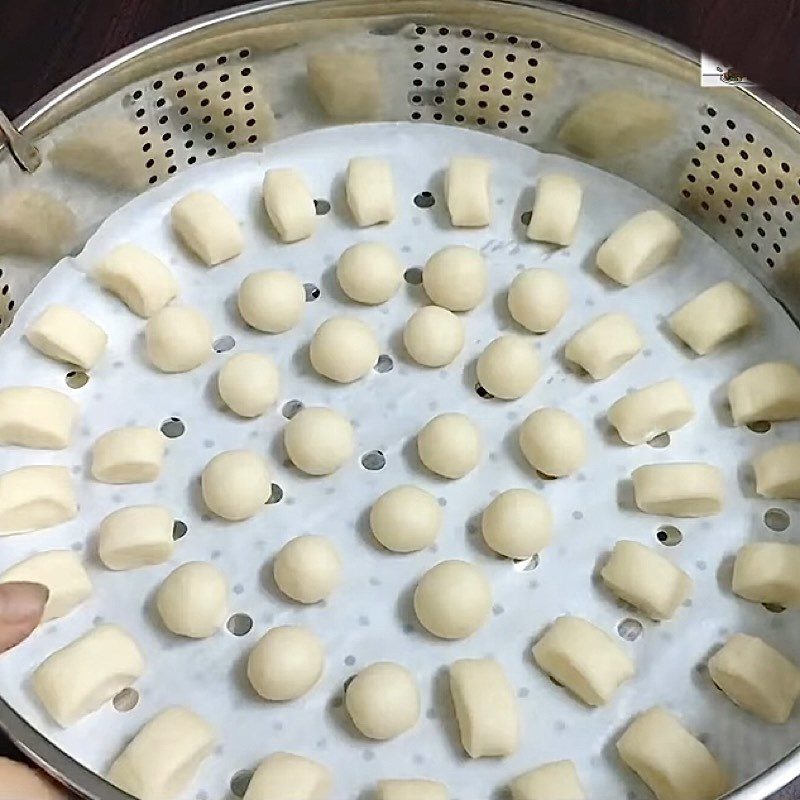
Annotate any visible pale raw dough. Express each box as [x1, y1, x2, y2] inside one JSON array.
[[336, 242, 402, 304], [732, 542, 800, 607], [600, 540, 692, 621], [171, 191, 243, 265], [449, 658, 519, 758], [201, 449, 271, 521], [284, 406, 355, 476], [97, 505, 175, 570], [157, 562, 228, 639], [263, 168, 316, 243], [0, 465, 77, 535], [414, 560, 491, 639], [507, 269, 570, 333], [33, 624, 145, 727], [370, 484, 443, 553], [476, 335, 540, 399], [309, 316, 380, 383], [709, 633, 800, 724], [50, 119, 151, 192], [145, 305, 213, 373], [307, 51, 381, 121], [596, 210, 682, 286], [0, 189, 76, 259], [95, 243, 179, 317], [403, 306, 465, 367], [510, 760, 586, 800], [565, 312, 643, 379], [244, 752, 332, 800], [0, 386, 78, 449], [632, 463, 724, 517], [728, 361, 800, 425], [345, 662, 420, 740], [527, 174, 583, 246], [247, 625, 325, 701], [25, 304, 107, 369], [417, 413, 481, 479], [445, 156, 492, 227], [0, 550, 91, 622], [377, 779, 448, 800], [752, 443, 800, 499], [616, 707, 730, 800], [423, 246, 487, 311], [532, 616, 635, 706], [518, 408, 586, 478], [558, 90, 675, 159], [91, 426, 165, 484], [273, 535, 342, 603], [669, 280, 758, 355], [108, 707, 216, 800], [218, 353, 280, 418], [607, 380, 695, 445], [481, 489, 553, 559], [238, 269, 306, 333], [346, 158, 396, 226]]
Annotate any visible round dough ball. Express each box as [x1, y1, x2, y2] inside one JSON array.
[[481, 488, 553, 559], [337, 242, 403, 305], [238, 269, 305, 333], [413, 560, 491, 639], [476, 335, 540, 400], [423, 246, 487, 311], [370, 485, 443, 552], [309, 317, 380, 383], [345, 662, 420, 740], [247, 625, 325, 701], [519, 408, 587, 478], [157, 561, 228, 638], [273, 535, 342, 603], [403, 306, 464, 367], [417, 413, 481, 479], [218, 352, 280, 418], [145, 305, 212, 373], [201, 449, 271, 520], [284, 406, 355, 476], [508, 268, 569, 333]]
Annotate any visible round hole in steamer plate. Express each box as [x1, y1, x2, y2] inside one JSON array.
[[647, 432, 671, 449], [617, 618, 643, 642], [656, 525, 682, 546], [160, 417, 185, 438], [226, 613, 253, 636], [764, 508, 790, 532], [763, 602, 787, 614], [413, 191, 435, 209], [403, 267, 423, 285], [474, 382, 494, 399], [266, 483, 284, 505], [65, 370, 89, 389], [314, 199, 331, 215], [374, 354, 394, 373], [513, 554, 539, 572], [112, 687, 139, 712], [520, 210, 532, 226], [746, 420, 772, 434], [361, 450, 386, 471], [304, 282, 321, 302], [230, 769, 253, 799], [343, 674, 356, 692], [172, 520, 188, 541], [213, 335, 236, 353], [282, 399, 304, 419]]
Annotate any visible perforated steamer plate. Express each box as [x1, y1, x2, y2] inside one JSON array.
[[0, 121, 800, 800]]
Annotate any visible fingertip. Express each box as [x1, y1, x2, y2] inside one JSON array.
[[0, 582, 49, 624]]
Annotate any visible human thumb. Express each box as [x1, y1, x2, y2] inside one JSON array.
[[0, 583, 49, 652]]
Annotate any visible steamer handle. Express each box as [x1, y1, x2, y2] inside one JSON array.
[[0, 108, 41, 173]]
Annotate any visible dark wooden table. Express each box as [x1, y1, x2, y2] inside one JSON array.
[[0, 0, 799, 797]]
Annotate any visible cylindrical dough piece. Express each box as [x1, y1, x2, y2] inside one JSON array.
[[238, 270, 306, 333], [507, 269, 570, 334], [218, 353, 280, 418], [273, 535, 342, 603], [414, 560, 491, 639], [423, 246, 487, 311], [481, 489, 553, 559], [377, 780, 448, 800], [565, 312, 643, 380], [97, 505, 175, 570], [145, 305, 213, 373], [0, 386, 78, 449], [752, 443, 800, 499], [403, 306, 465, 367], [417, 413, 481, 479], [201, 450, 271, 520], [284, 406, 355, 476], [519, 409, 586, 478], [171, 190, 243, 265], [607, 379, 695, 445], [346, 158, 396, 228], [336, 242, 402, 304], [445, 157, 492, 228], [510, 760, 586, 800], [370, 485, 443, 552], [262, 168, 316, 243], [0, 465, 77, 535], [25, 304, 108, 370], [527, 174, 583, 246], [476, 336, 540, 399], [157, 562, 228, 638], [247, 625, 325, 701], [345, 662, 420, 740], [632, 463, 724, 517], [727, 362, 800, 426], [91, 426, 166, 484], [732, 542, 800, 607], [244, 753, 332, 800], [309, 317, 380, 383]]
